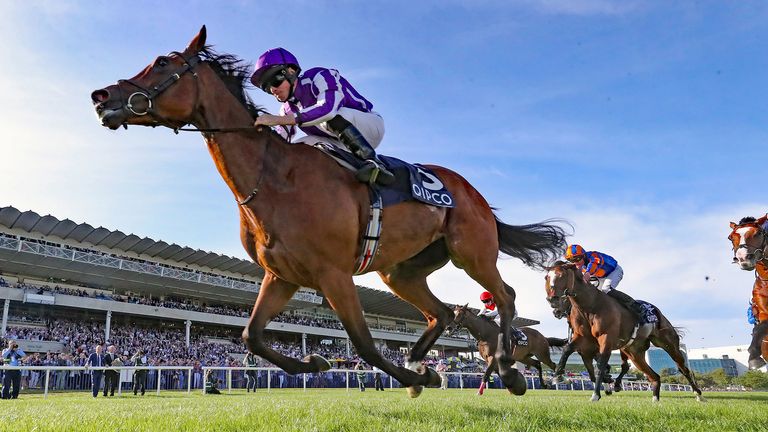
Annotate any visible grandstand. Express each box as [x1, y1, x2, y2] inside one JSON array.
[[0, 206, 539, 370]]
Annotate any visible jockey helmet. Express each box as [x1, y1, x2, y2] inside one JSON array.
[[565, 244, 586, 262], [250, 47, 301, 92], [480, 291, 494, 303]]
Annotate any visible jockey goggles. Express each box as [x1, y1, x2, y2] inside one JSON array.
[[261, 69, 287, 92]]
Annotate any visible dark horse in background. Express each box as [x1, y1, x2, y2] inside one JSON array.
[[90, 26, 567, 397], [728, 215, 768, 370], [451, 304, 567, 394], [545, 262, 703, 402]]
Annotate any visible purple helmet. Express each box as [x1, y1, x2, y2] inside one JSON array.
[[250, 47, 301, 92]]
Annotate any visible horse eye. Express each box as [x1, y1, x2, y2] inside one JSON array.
[[156, 57, 169, 68]]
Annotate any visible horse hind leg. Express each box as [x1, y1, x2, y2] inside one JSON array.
[[651, 336, 705, 401], [378, 240, 453, 371], [243, 273, 331, 374]]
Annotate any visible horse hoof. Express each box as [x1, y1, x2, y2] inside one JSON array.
[[303, 355, 331, 372], [424, 367, 442, 387], [406, 385, 423, 398], [652, 396, 659, 403], [696, 395, 706, 403], [590, 394, 600, 402], [503, 372, 527, 396], [605, 388, 613, 396], [613, 385, 622, 393]]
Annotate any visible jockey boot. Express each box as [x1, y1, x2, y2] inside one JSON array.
[[747, 321, 768, 369], [327, 115, 395, 186], [606, 289, 644, 321]]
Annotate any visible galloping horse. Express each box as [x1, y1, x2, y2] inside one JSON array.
[[90, 26, 567, 397], [545, 261, 703, 402], [451, 304, 567, 394], [728, 215, 768, 370]]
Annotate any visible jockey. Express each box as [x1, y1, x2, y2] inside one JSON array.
[[564, 244, 645, 320], [477, 291, 517, 326], [250, 47, 394, 185]]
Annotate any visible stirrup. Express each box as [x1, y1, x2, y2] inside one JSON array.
[[356, 160, 394, 186]]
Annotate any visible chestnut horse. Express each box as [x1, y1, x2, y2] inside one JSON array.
[[545, 261, 703, 402], [90, 26, 567, 397], [451, 304, 567, 394], [728, 215, 768, 370]]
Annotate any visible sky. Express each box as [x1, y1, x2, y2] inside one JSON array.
[[1, 0, 767, 350]]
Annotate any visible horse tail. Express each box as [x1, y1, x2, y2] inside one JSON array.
[[546, 337, 569, 350], [495, 216, 570, 270]]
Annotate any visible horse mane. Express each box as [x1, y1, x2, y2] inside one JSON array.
[[738, 216, 757, 225], [198, 46, 268, 120]]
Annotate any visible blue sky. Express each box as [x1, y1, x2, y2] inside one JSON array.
[[1, 0, 767, 349]]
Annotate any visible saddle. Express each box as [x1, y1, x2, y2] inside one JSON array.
[[310, 141, 455, 209]]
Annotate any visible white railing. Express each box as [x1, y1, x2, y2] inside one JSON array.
[[0, 365, 693, 397], [0, 366, 193, 398]]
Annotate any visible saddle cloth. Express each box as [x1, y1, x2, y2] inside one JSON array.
[[511, 327, 528, 346], [310, 141, 455, 208], [635, 300, 658, 325]]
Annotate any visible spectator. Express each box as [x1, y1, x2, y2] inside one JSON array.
[[85, 344, 104, 398], [373, 365, 384, 391], [355, 361, 366, 392], [204, 369, 220, 394], [2, 340, 26, 399], [103, 345, 119, 397], [131, 349, 148, 396], [436, 360, 448, 390], [243, 352, 258, 393]]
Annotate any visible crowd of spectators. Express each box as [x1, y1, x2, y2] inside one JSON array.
[[2, 279, 438, 337]]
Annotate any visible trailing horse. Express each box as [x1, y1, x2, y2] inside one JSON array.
[[451, 304, 567, 394], [728, 215, 768, 370], [545, 261, 703, 402], [90, 26, 567, 397]]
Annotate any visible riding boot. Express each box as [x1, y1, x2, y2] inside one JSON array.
[[327, 115, 395, 186], [748, 321, 768, 369], [606, 290, 644, 321]]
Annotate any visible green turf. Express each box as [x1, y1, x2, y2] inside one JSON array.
[[3, 388, 766, 432]]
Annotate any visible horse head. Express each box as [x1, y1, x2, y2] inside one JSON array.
[[447, 303, 470, 335], [91, 26, 209, 130], [545, 260, 578, 319], [729, 215, 768, 270]]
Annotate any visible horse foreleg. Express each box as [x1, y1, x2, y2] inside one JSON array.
[[613, 351, 630, 392], [242, 273, 330, 374], [552, 340, 577, 383], [591, 344, 612, 402], [322, 274, 439, 398], [478, 358, 496, 395]]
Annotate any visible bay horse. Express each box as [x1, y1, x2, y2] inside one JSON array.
[[451, 304, 567, 394], [728, 215, 768, 370], [89, 26, 567, 397], [545, 261, 703, 402]]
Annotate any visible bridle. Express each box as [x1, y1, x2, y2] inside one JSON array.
[[114, 51, 255, 134], [730, 224, 768, 265]]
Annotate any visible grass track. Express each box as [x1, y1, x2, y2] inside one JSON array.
[[3, 389, 767, 432]]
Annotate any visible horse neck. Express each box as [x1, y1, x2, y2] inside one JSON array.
[[756, 262, 768, 281], [191, 66, 285, 202], [461, 312, 498, 343], [568, 278, 601, 317]]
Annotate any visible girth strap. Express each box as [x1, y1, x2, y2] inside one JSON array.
[[354, 193, 383, 275]]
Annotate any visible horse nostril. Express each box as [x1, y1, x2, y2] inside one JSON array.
[[91, 89, 110, 104]]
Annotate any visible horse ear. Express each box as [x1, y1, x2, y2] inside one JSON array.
[[185, 25, 207, 55], [463, 303, 469, 308], [730, 222, 737, 230], [759, 214, 768, 226]]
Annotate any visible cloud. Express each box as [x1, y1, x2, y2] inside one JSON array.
[[355, 201, 762, 348]]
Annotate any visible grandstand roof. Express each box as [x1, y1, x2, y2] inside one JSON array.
[[0, 206, 263, 278]]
